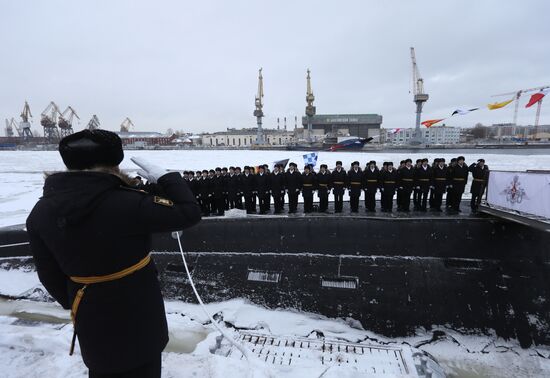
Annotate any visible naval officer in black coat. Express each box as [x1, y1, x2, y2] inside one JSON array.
[[26, 130, 201, 378]]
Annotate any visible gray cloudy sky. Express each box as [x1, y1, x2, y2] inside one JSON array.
[[1, 0, 549, 134]]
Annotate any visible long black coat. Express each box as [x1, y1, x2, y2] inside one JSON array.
[[26, 171, 201, 373], [469, 163, 490, 194], [285, 170, 302, 193], [331, 168, 348, 195]]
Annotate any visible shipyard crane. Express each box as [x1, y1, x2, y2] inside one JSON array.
[[41, 101, 62, 143], [5, 119, 14, 137], [492, 84, 550, 138], [19, 101, 33, 138], [305, 69, 316, 143], [120, 117, 134, 132], [87, 115, 100, 130], [410, 47, 429, 145], [58, 106, 80, 137], [253, 68, 265, 145]]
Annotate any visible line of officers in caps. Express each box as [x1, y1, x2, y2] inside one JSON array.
[[181, 156, 489, 216]]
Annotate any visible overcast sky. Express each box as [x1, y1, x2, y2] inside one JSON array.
[[1, 0, 549, 135]]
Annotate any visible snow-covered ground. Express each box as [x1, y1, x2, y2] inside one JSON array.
[[1, 150, 550, 227], [0, 264, 550, 377]]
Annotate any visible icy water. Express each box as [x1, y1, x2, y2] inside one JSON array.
[[1, 149, 549, 227]]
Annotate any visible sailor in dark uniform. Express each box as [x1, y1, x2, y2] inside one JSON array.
[[226, 167, 240, 209], [380, 162, 398, 212], [221, 167, 229, 210], [255, 165, 271, 214], [316, 164, 331, 213], [363, 160, 379, 212], [234, 166, 244, 209], [270, 164, 285, 214], [285, 162, 302, 214], [396, 160, 406, 211], [242, 166, 257, 214], [331, 161, 347, 213], [446, 158, 457, 210], [398, 159, 414, 212], [26, 130, 201, 378], [193, 170, 202, 210], [430, 159, 446, 212], [302, 164, 316, 213], [199, 170, 211, 216], [348, 161, 362, 213], [447, 156, 469, 213], [469, 158, 489, 212], [414, 158, 432, 211]]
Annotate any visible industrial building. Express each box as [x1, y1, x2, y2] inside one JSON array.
[[385, 126, 461, 145], [115, 131, 177, 148], [301, 114, 383, 139], [201, 128, 294, 147]]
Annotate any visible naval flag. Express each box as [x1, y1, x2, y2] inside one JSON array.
[[303, 152, 319, 168], [525, 89, 549, 108], [451, 108, 479, 116]]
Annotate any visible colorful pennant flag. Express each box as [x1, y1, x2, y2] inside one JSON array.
[[451, 108, 479, 116], [272, 158, 289, 170], [525, 89, 549, 108], [487, 98, 514, 110], [390, 128, 402, 134], [421, 119, 445, 128]]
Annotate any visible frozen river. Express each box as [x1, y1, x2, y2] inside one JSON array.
[[1, 149, 550, 227]]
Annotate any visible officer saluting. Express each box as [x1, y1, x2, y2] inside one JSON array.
[[26, 130, 201, 377], [469, 158, 489, 212]]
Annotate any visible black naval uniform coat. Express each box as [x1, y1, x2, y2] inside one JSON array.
[[397, 166, 415, 211], [285, 169, 302, 213], [26, 172, 201, 374], [270, 171, 285, 213], [379, 168, 399, 211], [241, 173, 257, 213], [414, 165, 432, 211], [348, 168, 363, 212], [363, 167, 379, 211], [469, 163, 490, 210], [301, 172, 316, 213], [226, 173, 241, 209], [431, 165, 448, 210], [448, 162, 470, 211], [255, 172, 271, 214], [331, 168, 348, 213], [316, 171, 331, 212]]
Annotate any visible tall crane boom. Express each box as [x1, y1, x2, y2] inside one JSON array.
[[58, 106, 80, 137], [87, 115, 100, 130], [253, 68, 265, 145], [40, 101, 62, 143], [410, 47, 429, 145], [19, 101, 33, 138], [120, 117, 134, 132]]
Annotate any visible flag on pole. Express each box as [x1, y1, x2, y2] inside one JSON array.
[[487, 98, 514, 110], [390, 128, 402, 134], [451, 108, 479, 116], [525, 89, 549, 108], [272, 158, 289, 170], [303, 152, 319, 168], [421, 118, 445, 128]]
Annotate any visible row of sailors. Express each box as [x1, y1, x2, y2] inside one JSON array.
[[181, 156, 489, 216]]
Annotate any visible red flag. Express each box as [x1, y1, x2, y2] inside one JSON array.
[[525, 91, 547, 108], [421, 118, 445, 128]]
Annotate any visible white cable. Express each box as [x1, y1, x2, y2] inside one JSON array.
[[175, 233, 251, 360]]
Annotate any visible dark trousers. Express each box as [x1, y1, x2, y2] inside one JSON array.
[[350, 190, 360, 212], [236, 195, 243, 210], [245, 195, 256, 213], [333, 191, 344, 212], [471, 186, 486, 210], [228, 195, 237, 209], [419, 189, 429, 211], [365, 189, 376, 211], [381, 189, 395, 211], [446, 187, 454, 209], [400, 187, 413, 211], [433, 191, 444, 210], [224, 194, 229, 210], [451, 187, 465, 211], [428, 188, 435, 208], [303, 191, 314, 213], [318, 189, 329, 212], [396, 188, 402, 209], [89, 354, 161, 378], [258, 194, 270, 213], [213, 197, 225, 215], [273, 192, 283, 213], [288, 191, 299, 213], [413, 188, 421, 209]]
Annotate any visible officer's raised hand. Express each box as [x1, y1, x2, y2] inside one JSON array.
[[131, 157, 168, 183]]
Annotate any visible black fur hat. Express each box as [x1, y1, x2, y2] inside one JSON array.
[[59, 129, 123, 170]]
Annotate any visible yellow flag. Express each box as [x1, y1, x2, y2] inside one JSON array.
[[487, 98, 514, 110]]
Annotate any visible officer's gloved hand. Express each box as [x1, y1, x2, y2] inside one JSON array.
[[131, 157, 168, 184]]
